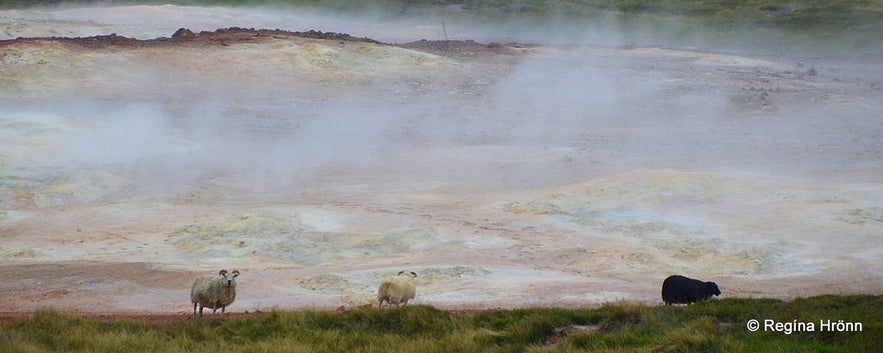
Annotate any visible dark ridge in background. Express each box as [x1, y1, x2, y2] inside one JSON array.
[[2, 0, 881, 54]]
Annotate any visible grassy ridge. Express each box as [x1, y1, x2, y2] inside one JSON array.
[[2, 295, 880, 352], [3, 0, 882, 26]]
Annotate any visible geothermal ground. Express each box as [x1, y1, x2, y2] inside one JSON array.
[[1, 5, 881, 316]]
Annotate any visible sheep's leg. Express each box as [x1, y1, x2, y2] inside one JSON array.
[[220, 306, 225, 317], [193, 302, 198, 317], [198, 305, 204, 317]]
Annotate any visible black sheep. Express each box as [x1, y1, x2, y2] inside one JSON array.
[[661, 275, 720, 305]]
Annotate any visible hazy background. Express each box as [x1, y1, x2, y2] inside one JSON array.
[[4, 40, 879, 204], [3, 0, 883, 52], [2, 0, 881, 223], [1, 1, 881, 311]]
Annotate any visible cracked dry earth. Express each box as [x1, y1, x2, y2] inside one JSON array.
[[1, 5, 882, 319]]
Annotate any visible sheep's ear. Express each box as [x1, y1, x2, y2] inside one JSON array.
[[232, 270, 240, 277], [410, 272, 417, 277], [219, 270, 228, 276], [398, 271, 405, 276]]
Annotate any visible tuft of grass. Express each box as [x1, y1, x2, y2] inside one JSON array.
[[653, 316, 722, 353], [1, 297, 881, 352], [596, 303, 646, 332]]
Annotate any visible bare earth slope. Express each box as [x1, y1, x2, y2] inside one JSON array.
[[1, 5, 881, 316]]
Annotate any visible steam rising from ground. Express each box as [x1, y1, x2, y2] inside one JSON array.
[[12, 45, 876, 201], [1, 5, 881, 311]]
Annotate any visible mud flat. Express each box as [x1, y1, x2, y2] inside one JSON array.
[[1, 5, 881, 314]]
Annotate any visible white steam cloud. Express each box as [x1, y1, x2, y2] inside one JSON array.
[[2, 5, 881, 205]]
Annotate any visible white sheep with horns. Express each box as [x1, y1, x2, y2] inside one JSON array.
[[190, 269, 239, 317], [377, 271, 417, 308]]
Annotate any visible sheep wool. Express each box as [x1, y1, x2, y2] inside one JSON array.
[[191, 269, 239, 317], [377, 271, 417, 308]]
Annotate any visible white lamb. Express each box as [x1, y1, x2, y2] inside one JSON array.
[[190, 269, 239, 317], [377, 271, 417, 308]]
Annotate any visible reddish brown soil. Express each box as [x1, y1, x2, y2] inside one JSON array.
[[0, 26, 515, 56]]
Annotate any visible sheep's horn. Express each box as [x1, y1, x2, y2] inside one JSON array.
[[219, 270, 228, 276], [232, 270, 240, 277]]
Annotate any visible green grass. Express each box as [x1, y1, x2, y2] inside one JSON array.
[[1, 295, 880, 353]]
